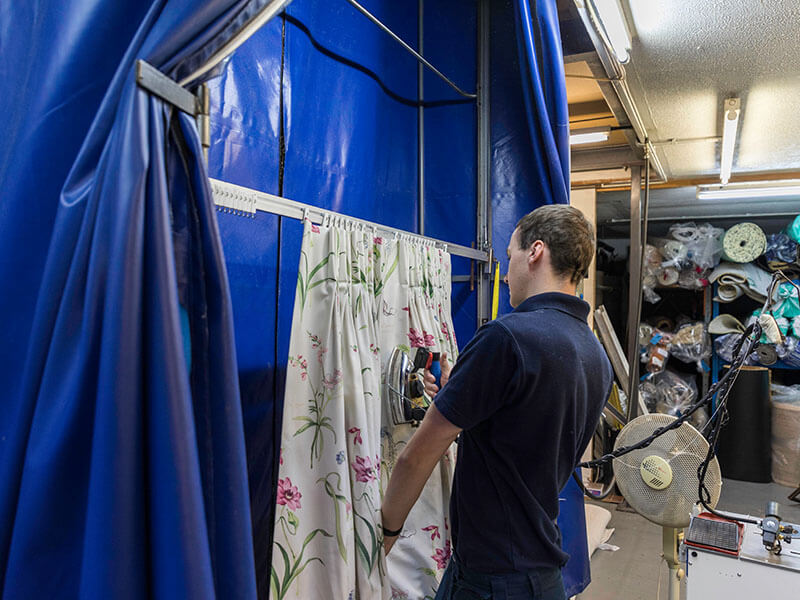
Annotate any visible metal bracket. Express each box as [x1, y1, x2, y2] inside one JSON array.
[[136, 60, 199, 116]]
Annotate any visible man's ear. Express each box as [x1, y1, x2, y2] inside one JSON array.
[[528, 240, 544, 266]]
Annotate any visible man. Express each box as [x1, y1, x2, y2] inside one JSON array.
[[381, 205, 613, 599]]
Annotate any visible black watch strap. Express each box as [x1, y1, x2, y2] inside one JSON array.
[[382, 524, 403, 537]]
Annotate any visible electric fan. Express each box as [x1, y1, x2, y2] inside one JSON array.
[[612, 413, 722, 600]]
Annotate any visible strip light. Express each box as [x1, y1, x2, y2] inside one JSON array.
[[570, 128, 611, 145], [719, 98, 741, 184], [697, 181, 800, 200], [593, 0, 632, 63]]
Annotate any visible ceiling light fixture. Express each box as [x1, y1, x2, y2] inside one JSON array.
[[697, 180, 800, 200], [719, 98, 741, 185], [592, 0, 632, 63], [570, 127, 611, 145]]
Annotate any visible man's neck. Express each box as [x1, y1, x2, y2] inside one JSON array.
[[525, 276, 576, 299]]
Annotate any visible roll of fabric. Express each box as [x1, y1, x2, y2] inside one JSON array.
[[661, 240, 688, 267], [716, 366, 772, 482], [709, 261, 772, 302], [722, 222, 767, 263], [658, 267, 679, 286], [755, 344, 778, 365], [653, 316, 675, 332], [709, 314, 746, 335]]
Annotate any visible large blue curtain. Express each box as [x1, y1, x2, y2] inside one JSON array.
[[0, 1, 265, 597], [492, 1, 586, 596], [492, 0, 571, 316]]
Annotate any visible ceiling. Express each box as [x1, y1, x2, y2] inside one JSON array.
[[558, 0, 800, 227], [622, 0, 800, 180]]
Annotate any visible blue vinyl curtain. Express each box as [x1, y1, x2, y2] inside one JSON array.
[[514, 0, 570, 206], [492, 0, 571, 315], [0, 1, 270, 597]]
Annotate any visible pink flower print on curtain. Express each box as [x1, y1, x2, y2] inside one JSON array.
[[277, 477, 302, 511], [431, 540, 451, 570], [322, 369, 342, 390], [352, 456, 377, 483], [348, 427, 363, 446], [421, 525, 441, 541], [407, 328, 435, 348]]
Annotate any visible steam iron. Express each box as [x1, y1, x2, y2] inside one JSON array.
[[385, 346, 441, 427]]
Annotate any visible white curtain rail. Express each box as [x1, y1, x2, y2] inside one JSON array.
[[210, 178, 489, 262]]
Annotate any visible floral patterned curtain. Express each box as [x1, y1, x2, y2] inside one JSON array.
[[378, 236, 459, 600], [272, 219, 458, 599]]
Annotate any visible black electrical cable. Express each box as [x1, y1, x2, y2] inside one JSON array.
[[282, 13, 474, 109]]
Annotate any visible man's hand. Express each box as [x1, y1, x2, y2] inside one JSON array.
[[423, 352, 451, 397]]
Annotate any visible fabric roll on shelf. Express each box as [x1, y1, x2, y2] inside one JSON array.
[[716, 366, 772, 483], [721, 222, 767, 263], [708, 261, 772, 303], [708, 314, 746, 335], [658, 267, 680, 286]]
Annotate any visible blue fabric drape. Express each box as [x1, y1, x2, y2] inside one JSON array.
[[513, 0, 570, 206], [0, 1, 263, 597]]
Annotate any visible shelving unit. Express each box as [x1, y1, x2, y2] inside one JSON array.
[[710, 280, 800, 387]]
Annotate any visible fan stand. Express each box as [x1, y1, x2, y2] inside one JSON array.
[[662, 527, 684, 600]]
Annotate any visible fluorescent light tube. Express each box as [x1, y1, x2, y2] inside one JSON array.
[[593, 0, 632, 63], [697, 183, 800, 200], [719, 98, 740, 184], [570, 129, 610, 145]]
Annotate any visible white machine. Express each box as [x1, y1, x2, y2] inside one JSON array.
[[684, 506, 800, 598]]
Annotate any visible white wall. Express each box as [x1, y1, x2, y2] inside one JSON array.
[[571, 188, 597, 328]]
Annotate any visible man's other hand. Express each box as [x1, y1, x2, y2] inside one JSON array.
[[423, 352, 451, 397]]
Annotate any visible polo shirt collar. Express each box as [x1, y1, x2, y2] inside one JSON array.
[[513, 291, 590, 321]]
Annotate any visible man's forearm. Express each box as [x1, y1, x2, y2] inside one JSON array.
[[381, 404, 461, 553], [382, 448, 440, 532]]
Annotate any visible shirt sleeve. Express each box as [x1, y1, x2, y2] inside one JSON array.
[[434, 320, 523, 430]]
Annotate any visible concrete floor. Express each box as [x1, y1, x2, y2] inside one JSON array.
[[576, 479, 800, 600]]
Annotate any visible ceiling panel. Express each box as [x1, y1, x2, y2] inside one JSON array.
[[623, 0, 800, 180]]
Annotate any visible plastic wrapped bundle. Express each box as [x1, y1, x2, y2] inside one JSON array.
[[772, 282, 800, 319], [660, 239, 691, 269], [653, 370, 697, 417], [670, 322, 711, 371], [642, 244, 664, 303], [668, 222, 725, 270], [639, 379, 661, 413], [677, 266, 709, 290], [771, 384, 800, 486], [765, 233, 799, 266], [714, 332, 758, 366], [640, 326, 672, 374], [777, 335, 800, 367]]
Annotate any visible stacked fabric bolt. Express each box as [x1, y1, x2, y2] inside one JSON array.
[[708, 261, 773, 302]]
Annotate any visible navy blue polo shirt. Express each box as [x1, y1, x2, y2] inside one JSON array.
[[434, 292, 613, 574]]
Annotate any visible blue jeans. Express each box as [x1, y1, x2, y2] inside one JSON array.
[[434, 557, 567, 600]]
